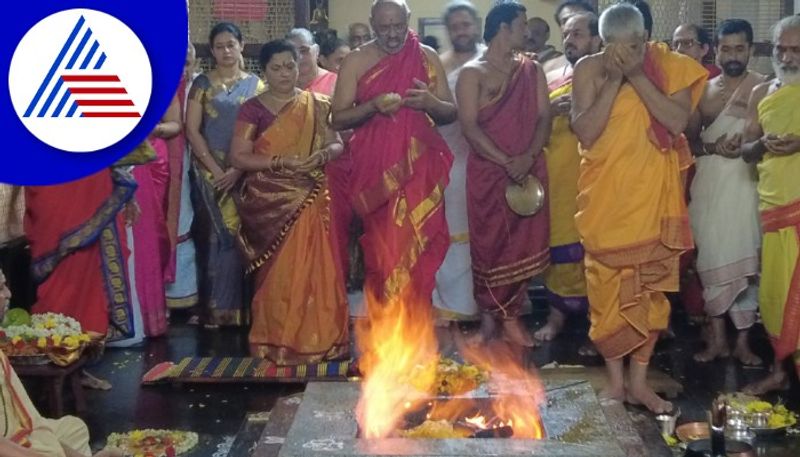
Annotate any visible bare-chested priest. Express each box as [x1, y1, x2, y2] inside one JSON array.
[[535, 12, 601, 352], [686, 19, 767, 367], [457, 2, 552, 347], [331, 0, 456, 311]]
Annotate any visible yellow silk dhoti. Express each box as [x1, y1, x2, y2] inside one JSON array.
[[756, 83, 800, 365], [1, 351, 90, 457], [576, 43, 706, 360], [544, 81, 588, 313]]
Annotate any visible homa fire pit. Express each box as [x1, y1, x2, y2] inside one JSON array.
[[275, 379, 633, 457]]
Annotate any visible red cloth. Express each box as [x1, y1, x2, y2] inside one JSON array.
[[25, 170, 135, 337], [131, 138, 171, 337], [304, 69, 353, 284], [467, 58, 550, 318], [348, 32, 452, 305], [705, 63, 722, 79]]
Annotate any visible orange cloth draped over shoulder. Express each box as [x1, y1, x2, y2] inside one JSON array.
[[235, 92, 349, 364], [576, 43, 706, 359]]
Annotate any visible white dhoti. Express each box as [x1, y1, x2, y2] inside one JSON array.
[[689, 86, 762, 328], [432, 68, 478, 321], [2, 352, 91, 457]]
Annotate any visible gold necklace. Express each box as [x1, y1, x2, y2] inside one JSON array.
[[264, 90, 298, 103]]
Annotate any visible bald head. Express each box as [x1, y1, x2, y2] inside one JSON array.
[[371, 0, 410, 17], [370, 0, 410, 54], [348, 22, 372, 48]]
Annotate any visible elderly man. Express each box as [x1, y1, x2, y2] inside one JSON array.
[[0, 269, 122, 457], [571, 2, 706, 412], [543, 0, 596, 75], [331, 0, 455, 311], [672, 23, 721, 78], [526, 17, 562, 64], [348, 22, 372, 49], [535, 12, 601, 348], [687, 19, 766, 366], [432, 0, 483, 336], [457, 2, 551, 347], [740, 15, 800, 395]]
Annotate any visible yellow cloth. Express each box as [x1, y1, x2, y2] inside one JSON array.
[[243, 92, 349, 364], [1, 351, 90, 457], [543, 81, 587, 302], [756, 83, 800, 355], [576, 43, 706, 359]]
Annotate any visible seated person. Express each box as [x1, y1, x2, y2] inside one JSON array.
[[0, 268, 120, 457]]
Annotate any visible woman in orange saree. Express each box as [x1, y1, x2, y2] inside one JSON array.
[[230, 40, 349, 364]]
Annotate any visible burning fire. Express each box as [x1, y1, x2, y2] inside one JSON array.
[[355, 289, 545, 439], [461, 341, 546, 439], [355, 293, 439, 438]]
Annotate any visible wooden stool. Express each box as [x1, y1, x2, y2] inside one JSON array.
[[13, 355, 88, 418]]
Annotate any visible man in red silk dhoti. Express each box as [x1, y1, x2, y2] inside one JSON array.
[[457, 2, 552, 347], [331, 0, 456, 311]]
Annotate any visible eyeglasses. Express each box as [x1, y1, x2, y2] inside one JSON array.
[[672, 38, 698, 50]]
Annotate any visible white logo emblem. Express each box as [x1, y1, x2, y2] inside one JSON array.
[[8, 9, 152, 153]]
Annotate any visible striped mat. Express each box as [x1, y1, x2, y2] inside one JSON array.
[[141, 357, 353, 384]]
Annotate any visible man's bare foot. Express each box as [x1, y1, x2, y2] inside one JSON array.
[[578, 340, 599, 357], [598, 385, 625, 403], [626, 384, 673, 414], [81, 370, 112, 390], [742, 370, 790, 395], [534, 307, 565, 341], [693, 342, 731, 362], [501, 318, 535, 347], [733, 332, 764, 367], [479, 313, 497, 341]]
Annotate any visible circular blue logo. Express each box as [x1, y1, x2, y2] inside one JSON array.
[[1, 0, 188, 185]]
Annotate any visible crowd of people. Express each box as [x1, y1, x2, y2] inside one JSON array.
[[2, 1, 800, 451]]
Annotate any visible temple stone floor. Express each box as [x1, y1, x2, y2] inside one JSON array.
[[20, 295, 800, 457]]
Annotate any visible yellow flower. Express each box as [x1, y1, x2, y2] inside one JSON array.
[[129, 430, 145, 441], [746, 401, 773, 413], [11, 336, 22, 345], [78, 334, 90, 343], [63, 336, 78, 349], [52, 335, 63, 346], [45, 318, 57, 329], [37, 337, 47, 349]]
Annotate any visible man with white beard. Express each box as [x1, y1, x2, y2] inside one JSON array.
[[433, 1, 484, 340], [740, 15, 800, 394]]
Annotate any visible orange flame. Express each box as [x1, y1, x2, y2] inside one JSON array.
[[355, 292, 439, 438], [460, 340, 546, 439]]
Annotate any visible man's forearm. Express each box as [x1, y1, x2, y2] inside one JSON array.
[[463, 127, 510, 166], [572, 78, 620, 147], [628, 74, 689, 135], [0, 438, 43, 457], [426, 98, 457, 125], [528, 114, 552, 159], [741, 138, 766, 163], [331, 101, 378, 131]]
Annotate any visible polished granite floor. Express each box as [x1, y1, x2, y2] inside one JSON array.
[[22, 297, 800, 457]]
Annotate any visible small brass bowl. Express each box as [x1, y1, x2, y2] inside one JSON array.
[[676, 422, 710, 443]]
